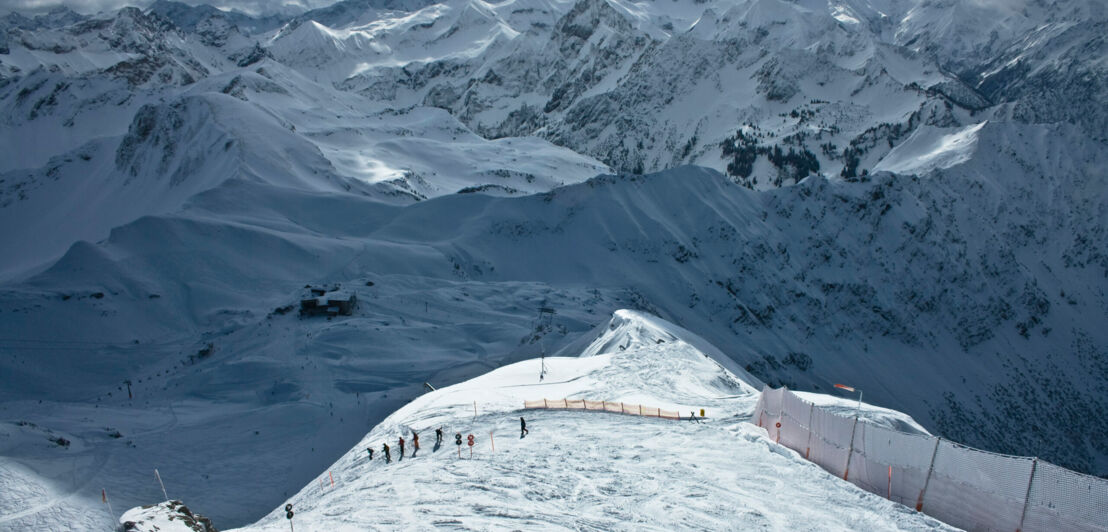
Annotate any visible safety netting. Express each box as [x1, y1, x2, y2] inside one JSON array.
[[752, 385, 1108, 532], [848, 421, 936, 508], [1023, 460, 1108, 532], [922, 441, 1034, 531], [523, 399, 684, 421]]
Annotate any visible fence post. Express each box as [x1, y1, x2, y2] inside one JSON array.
[[843, 415, 860, 480], [154, 469, 168, 501], [804, 402, 814, 460], [916, 437, 941, 512], [1016, 458, 1038, 532], [887, 465, 892, 500], [102, 488, 115, 523], [779, 386, 788, 431], [543, 399, 548, 408]]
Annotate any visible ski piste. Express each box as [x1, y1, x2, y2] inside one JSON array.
[[214, 311, 951, 531]]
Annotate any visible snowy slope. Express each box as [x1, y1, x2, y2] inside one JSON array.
[[0, 91, 357, 278], [222, 310, 951, 531], [3, 141, 1104, 528], [0, 5, 611, 278], [0, 72, 608, 278], [872, 121, 986, 176], [1, 0, 1107, 530], [2, 0, 1105, 276], [330, 0, 968, 182]]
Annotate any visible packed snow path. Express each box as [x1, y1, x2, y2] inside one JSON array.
[[229, 311, 953, 531]]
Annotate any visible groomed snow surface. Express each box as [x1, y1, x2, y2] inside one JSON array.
[[163, 310, 954, 531]]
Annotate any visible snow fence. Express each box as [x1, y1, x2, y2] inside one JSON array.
[[523, 399, 681, 420], [752, 386, 1108, 532]]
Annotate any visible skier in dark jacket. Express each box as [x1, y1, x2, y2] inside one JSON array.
[[520, 417, 529, 437], [367, 447, 374, 460], [383, 443, 391, 463], [398, 436, 405, 459], [435, 427, 443, 445]]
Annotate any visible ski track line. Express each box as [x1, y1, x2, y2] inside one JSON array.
[[0, 449, 110, 525]]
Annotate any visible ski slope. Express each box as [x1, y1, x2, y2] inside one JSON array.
[[205, 310, 953, 531]]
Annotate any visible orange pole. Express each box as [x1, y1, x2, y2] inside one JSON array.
[[887, 466, 892, 500]]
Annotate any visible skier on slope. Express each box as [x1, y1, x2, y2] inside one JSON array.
[[520, 417, 529, 437], [689, 411, 701, 424], [435, 427, 443, 445], [412, 430, 420, 455], [398, 436, 405, 459], [367, 447, 374, 460], [383, 443, 391, 463]]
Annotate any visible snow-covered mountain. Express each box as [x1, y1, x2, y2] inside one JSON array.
[[3, 0, 1106, 273], [117, 310, 955, 531], [0, 2, 610, 277], [1, 0, 1106, 529]]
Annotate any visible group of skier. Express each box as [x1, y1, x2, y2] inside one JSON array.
[[371, 429, 424, 463], [368, 417, 529, 464]]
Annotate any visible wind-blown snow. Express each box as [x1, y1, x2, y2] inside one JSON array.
[[873, 122, 986, 176]]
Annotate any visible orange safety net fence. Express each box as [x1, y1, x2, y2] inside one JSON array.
[[524, 399, 681, 420]]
